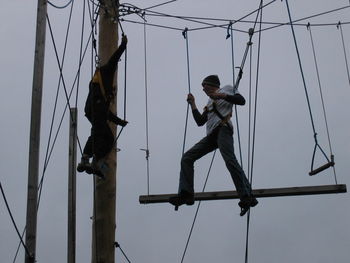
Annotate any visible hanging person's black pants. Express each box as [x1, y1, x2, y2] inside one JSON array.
[[83, 119, 114, 161]]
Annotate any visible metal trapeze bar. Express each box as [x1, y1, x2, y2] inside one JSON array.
[[139, 184, 347, 204]]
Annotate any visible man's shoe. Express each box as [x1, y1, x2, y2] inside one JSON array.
[[238, 196, 258, 216], [169, 193, 194, 211], [91, 158, 109, 180]]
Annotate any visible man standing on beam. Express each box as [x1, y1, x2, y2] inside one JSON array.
[[170, 75, 258, 216]]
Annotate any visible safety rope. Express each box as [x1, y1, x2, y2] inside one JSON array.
[[12, 2, 80, 261], [88, 2, 99, 262], [107, 7, 128, 145], [245, 2, 264, 263], [181, 27, 191, 155], [48, 0, 73, 9], [307, 24, 337, 184], [259, 4, 350, 33], [337, 21, 350, 88], [114, 43, 128, 143], [120, 2, 350, 35], [180, 150, 217, 263], [115, 242, 132, 262], [285, 0, 333, 176], [144, 0, 178, 10], [140, 15, 151, 195], [1, 182, 32, 259], [46, 14, 84, 153], [227, 22, 244, 166]]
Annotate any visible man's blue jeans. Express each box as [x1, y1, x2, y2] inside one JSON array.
[[178, 125, 252, 199]]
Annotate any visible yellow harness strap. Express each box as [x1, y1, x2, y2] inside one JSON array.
[[92, 70, 107, 101]]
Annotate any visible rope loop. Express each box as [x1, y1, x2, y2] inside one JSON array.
[[226, 21, 233, 39], [182, 27, 188, 39], [336, 21, 341, 29]]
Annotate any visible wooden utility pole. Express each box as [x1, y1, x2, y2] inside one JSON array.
[[92, 2, 119, 263], [25, 0, 47, 262], [68, 108, 77, 263]]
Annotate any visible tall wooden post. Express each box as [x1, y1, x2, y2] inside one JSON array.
[[68, 108, 77, 263], [25, 0, 47, 262], [92, 2, 119, 263]]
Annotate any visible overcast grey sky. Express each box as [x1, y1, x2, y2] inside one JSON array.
[[1, 0, 350, 262]]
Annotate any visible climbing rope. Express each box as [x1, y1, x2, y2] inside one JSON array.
[[337, 21, 350, 88], [1, 182, 32, 259], [114, 42, 128, 143], [12, 1, 83, 260], [307, 24, 337, 183], [245, 2, 264, 263], [180, 150, 217, 263], [181, 27, 192, 156], [140, 15, 151, 195], [227, 22, 244, 166], [285, 0, 334, 176], [48, 0, 73, 9], [115, 242, 132, 262]]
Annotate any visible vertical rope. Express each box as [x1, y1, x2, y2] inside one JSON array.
[[181, 28, 191, 155], [285, 1, 316, 133], [143, 17, 151, 195], [285, 0, 332, 174], [245, 2, 264, 262], [115, 41, 128, 142], [227, 22, 244, 167], [285, 0, 317, 134], [337, 22, 350, 87], [0, 182, 32, 258], [91, 2, 98, 262], [180, 151, 217, 263], [307, 24, 337, 184], [245, 42, 253, 263]]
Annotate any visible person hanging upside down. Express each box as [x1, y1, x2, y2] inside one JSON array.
[[169, 75, 258, 216], [77, 34, 128, 178]]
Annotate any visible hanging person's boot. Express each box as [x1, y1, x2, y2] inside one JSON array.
[[91, 157, 109, 180], [77, 155, 93, 174]]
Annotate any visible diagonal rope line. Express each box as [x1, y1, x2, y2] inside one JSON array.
[[144, 0, 178, 10], [337, 22, 350, 88], [1, 182, 31, 258], [284, 0, 331, 169], [180, 150, 217, 263], [260, 4, 350, 33], [114, 45, 128, 143], [142, 17, 151, 195], [307, 24, 337, 184], [12, 2, 77, 261], [13, 4, 99, 261], [48, 0, 73, 9], [181, 28, 191, 156], [227, 23, 244, 167], [115, 242, 132, 263], [245, 2, 264, 263]]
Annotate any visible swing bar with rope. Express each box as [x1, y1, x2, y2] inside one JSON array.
[[139, 184, 346, 204]]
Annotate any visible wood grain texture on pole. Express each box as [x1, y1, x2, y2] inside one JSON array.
[[92, 1, 119, 263], [25, 0, 47, 262], [68, 108, 77, 263]]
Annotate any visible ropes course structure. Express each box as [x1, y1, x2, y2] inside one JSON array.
[[1, 1, 350, 263]]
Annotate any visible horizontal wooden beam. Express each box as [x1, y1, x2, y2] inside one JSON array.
[[139, 184, 347, 204]]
